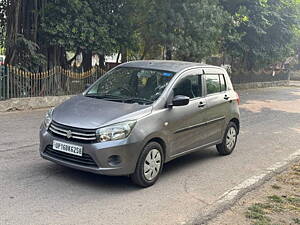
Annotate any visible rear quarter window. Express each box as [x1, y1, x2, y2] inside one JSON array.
[[205, 74, 227, 95]]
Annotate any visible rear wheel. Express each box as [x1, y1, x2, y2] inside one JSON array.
[[130, 142, 164, 187], [217, 122, 238, 156]]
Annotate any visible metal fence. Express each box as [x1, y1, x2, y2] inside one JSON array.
[[0, 65, 106, 100], [0, 66, 8, 100], [0, 65, 292, 101]]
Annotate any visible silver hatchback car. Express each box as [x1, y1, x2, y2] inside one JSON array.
[[39, 60, 240, 187]]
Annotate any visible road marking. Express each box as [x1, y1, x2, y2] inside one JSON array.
[[192, 149, 300, 225]]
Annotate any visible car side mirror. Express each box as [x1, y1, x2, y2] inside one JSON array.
[[169, 95, 190, 107], [85, 83, 91, 90]]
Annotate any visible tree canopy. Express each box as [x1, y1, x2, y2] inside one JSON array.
[[1, 0, 300, 72]]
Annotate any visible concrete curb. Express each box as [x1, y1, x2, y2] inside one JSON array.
[[0, 95, 73, 112], [289, 80, 300, 87], [233, 80, 289, 90], [192, 149, 300, 225]]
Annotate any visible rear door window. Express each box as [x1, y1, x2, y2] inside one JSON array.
[[205, 75, 220, 95]]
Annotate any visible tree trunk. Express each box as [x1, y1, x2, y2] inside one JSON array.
[[116, 51, 121, 63], [5, 0, 21, 65], [166, 46, 172, 60], [141, 43, 149, 60], [4, 0, 49, 68], [47, 46, 66, 68], [32, 0, 38, 42], [98, 54, 105, 69], [82, 51, 93, 71], [121, 47, 127, 63], [47, 46, 56, 69]]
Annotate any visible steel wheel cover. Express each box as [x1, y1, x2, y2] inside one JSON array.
[[226, 127, 237, 150], [144, 149, 162, 181]]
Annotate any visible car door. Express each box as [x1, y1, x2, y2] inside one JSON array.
[[203, 68, 230, 144], [166, 69, 208, 157]]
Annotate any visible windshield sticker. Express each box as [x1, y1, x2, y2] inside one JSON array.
[[162, 72, 173, 77]]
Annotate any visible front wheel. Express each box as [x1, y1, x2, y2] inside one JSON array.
[[217, 122, 238, 156], [130, 142, 164, 187]]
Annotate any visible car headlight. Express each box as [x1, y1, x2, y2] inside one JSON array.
[[96, 121, 136, 142], [44, 108, 54, 129]]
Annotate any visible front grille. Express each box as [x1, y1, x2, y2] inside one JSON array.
[[49, 120, 97, 143], [44, 145, 98, 168]]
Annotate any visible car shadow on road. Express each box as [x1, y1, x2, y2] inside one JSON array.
[[43, 164, 137, 192], [40, 147, 219, 191], [162, 147, 219, 176]]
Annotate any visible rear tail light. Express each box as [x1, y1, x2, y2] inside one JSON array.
[[235, 91, 240, 105]]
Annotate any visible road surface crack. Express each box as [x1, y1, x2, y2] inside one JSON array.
[[184, 177, 210, 206], [0, 143, 39, 153]]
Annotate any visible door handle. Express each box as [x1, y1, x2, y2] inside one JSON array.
[[224, 95, 230, 100], [198, 102, 206, 108]]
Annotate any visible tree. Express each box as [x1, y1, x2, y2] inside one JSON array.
[[2, 0, 299, 72], [220, 0, 300, 70], [105, 0, 139, 62], [40, 0, 113, 70], [133, 0, 227, 61], [173, 0, 229, 61]]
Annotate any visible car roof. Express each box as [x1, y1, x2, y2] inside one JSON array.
[[120, 60, 212, 73]]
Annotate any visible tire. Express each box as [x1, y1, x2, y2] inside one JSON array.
[[130, 142, 164, 188], [217, 122, 238, 156]]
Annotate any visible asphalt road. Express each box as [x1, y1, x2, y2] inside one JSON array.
[[1, 87, 300, 225]]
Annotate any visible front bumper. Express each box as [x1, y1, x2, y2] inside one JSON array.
[[39, 125, 143, 176]]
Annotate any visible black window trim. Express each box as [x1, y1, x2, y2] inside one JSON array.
[[219, 74, 227, 92]]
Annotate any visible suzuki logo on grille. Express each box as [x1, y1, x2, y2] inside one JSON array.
[[66, 130, 72, 139]]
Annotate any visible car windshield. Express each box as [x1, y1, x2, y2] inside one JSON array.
[[86, 67, 175, 104]]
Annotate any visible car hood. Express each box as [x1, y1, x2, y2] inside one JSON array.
[[52, 95, 152, 129]]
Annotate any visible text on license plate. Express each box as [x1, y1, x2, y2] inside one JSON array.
[[53, 140, 83, 157]]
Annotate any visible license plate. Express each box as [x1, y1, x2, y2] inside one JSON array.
[[53, 140, 83, 157]]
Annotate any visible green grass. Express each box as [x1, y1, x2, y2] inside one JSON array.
[[293, 218, 300, 224], [246, 195, 300, 225], [268, 195, 284, 203], [245, 203, 271, 225], [287, 197, 300, 205], [244, 163, 300, 225]]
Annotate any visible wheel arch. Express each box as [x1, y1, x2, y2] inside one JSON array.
[[229, 118, 240, 134], [145, 137, 167, 162]]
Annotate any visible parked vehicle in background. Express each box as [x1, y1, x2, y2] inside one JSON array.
[[39, 60, 240, 187]]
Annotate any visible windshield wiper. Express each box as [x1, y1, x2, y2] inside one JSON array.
[[124, 97, 153, 105], [85, 94, 125, 101], [86, 94, 153, 105]]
